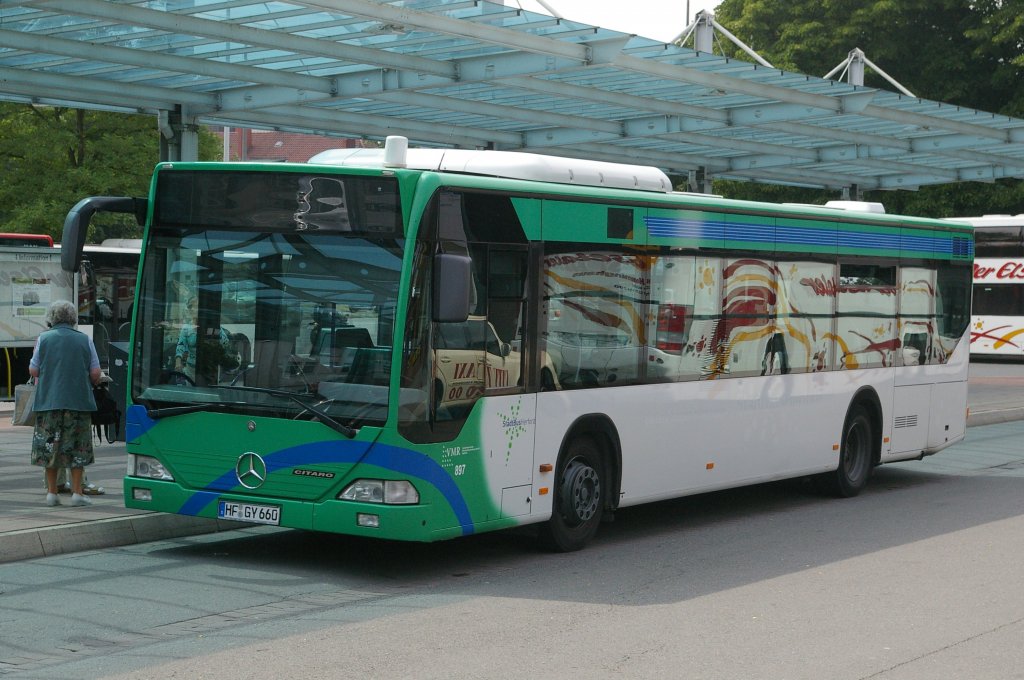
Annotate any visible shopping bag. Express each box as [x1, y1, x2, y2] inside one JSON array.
[[12, 379, 36, 426]]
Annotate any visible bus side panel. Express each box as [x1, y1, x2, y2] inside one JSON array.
[[928, 379, 967, 451], [930, 333, 970, 450], [889, 333, 970, 459], [532, 370, 894, 512]]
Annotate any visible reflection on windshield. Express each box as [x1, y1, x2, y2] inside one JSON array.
[[133, 229, 404, 426]]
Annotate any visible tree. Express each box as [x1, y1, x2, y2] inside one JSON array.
[[0, 104, 220, 240], [965, 0, 1024, 117], [709, 0, 1024, 216]]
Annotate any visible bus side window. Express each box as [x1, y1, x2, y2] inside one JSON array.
[[837, 263, 897, 369], [648, 254, 703, 382], [708, 258, 778, 379], [934, 261, 972, 363], [543, 246, 646, 388], [898, 267, 935, 366], [776, 260, 835, 374]]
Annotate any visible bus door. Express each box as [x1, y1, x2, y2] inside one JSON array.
[[400, 191, 538, 521], [433, 245, 534, 518]]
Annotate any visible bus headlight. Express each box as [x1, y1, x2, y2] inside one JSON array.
[[127, 454, 175, 481], [339, 479, 419, 505]]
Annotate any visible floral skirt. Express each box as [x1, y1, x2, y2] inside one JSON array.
[[31, 410, 95, 469]]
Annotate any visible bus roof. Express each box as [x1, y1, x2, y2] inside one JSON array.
[[948, 214, 1024, 228], [309, 135, 673, 193], [94, 238, 143, 251], [304, 137, 968, 233]]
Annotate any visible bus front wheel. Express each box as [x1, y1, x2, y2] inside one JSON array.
[[818, 405, 873, 497], [540, 436, 605, 552]]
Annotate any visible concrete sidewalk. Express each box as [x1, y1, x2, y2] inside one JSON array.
[[0, 403, 235, 564], [2, 383, 1024, 565]]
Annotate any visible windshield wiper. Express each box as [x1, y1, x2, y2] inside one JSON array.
[[218, 385, 356, 438], [147, 402, 234, 419]]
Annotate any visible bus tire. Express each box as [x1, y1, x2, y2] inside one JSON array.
[[818, 404, 873, 497], [539, 435, 604, 552]]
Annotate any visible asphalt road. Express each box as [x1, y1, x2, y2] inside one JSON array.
[[2, 417, 1024, 680], [969, 358, 1024, 421]]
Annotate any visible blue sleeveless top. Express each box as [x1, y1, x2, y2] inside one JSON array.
[[30, 324, 98, 412]]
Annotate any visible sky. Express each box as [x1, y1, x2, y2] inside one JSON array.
[[509, 1, 722, 43]]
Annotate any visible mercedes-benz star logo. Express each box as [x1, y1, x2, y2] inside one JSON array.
[[235, 452, 267, 490]]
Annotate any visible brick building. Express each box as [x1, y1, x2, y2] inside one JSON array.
[[210, 128, 374, 162]]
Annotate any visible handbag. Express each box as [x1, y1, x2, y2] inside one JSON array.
[[91, 380, 121, 443], [12, 378, 37, 427]]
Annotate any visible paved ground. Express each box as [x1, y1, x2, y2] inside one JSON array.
[[2, 368, 1023, 564], [0, 404, 234, 564]]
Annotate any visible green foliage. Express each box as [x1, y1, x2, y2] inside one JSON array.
[[710, 180, 835, 206], [712, 179, 1024, 219], [0, 104, 221, 241], [713, 0, 1021, 112], [711, 0, 1024, 215], [876, 180, 1024, 218], [964, 0, 1024, 117]]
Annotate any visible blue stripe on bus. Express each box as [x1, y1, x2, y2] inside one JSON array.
[[644, 216, 956, 255], [646, 217, 726, 240], [126, 404, 156, 440]]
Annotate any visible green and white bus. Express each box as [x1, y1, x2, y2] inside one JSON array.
[[62, 137, 973, 551]]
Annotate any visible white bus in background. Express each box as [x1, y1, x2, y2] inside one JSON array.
[[1, 240, 73, 398], [0, 237, 139, 397], [956, 215, 1024, 359]]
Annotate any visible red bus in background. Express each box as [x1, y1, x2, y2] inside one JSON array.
[[0, 233, 54, 247]]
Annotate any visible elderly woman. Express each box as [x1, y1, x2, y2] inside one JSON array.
[[29, 300, 102, 507]]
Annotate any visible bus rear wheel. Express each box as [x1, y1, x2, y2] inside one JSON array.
[[818, 405, 873, 497], [539, 436, 605, 552]]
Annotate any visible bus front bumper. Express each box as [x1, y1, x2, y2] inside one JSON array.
[[123, 478, 463, 542]]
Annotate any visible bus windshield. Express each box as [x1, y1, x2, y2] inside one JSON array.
[[132, 172, 404, 427]]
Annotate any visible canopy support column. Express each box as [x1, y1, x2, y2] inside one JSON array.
[[688, 167, 713, 194], [841, 184, 863, 201], [157, 105, 200, 162]]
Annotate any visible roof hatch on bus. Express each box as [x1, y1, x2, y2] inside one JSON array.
[[309, 135, 673, 193]]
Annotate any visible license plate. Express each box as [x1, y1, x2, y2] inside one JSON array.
[[218, 501, 280, 525]]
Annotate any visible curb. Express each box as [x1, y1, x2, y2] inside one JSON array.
[[0, 514, 240, 564], [968, 407, 1024, 428]]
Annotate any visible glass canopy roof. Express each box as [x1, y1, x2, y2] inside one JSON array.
[[2, 0, 1023, 190]]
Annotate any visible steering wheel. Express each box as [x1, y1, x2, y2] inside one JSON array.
[[229, 365, 252, 386], [164, 370, 195, 386]]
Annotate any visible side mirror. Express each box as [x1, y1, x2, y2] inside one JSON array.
[[432, 253, 472, 323], [61, 197, 147, 272]]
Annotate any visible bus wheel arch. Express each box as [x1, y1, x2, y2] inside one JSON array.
[[818, 389, 881, 497], [539, 414, 622, 552]]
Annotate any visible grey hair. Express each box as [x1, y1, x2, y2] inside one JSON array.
[[46, 300, 78, 327]]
